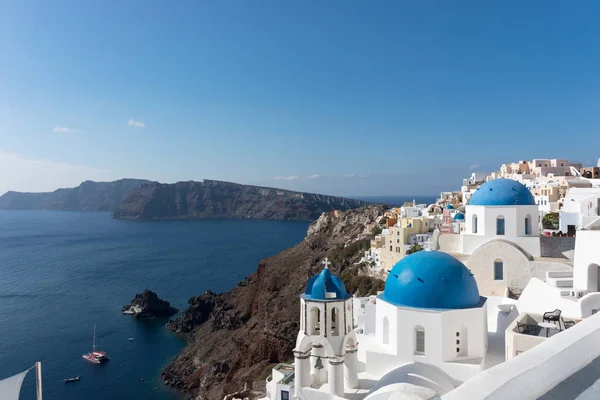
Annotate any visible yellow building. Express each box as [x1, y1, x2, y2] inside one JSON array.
[[380, 217, 432, 271], [530, 184, 561, 203]]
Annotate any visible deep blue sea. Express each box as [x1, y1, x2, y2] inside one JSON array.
[[0, 211, 309, 400]]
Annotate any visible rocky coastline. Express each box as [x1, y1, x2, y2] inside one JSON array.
[[0, 178, 149, 211], [122, 289, 178, 319], [113, 179, 370, 221], [161, 205, 386, 399]]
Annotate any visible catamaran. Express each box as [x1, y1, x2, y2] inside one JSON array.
[[82, 325, 110, 364]]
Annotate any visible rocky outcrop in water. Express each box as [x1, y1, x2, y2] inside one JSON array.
[[161, 205, 386, 399], [0, 179, 149, 211], [113, 179, 370, 221], [122, 289, 178, 319]]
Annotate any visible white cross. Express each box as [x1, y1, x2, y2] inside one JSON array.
[[322, 257, 331, 269]]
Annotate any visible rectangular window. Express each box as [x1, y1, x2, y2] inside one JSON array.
[[281, 390, 290, 400], [416, 330, 425, 354], [390, 246, 392, 251], [497, 218, 505, 235], [494, 261, 503, 280]]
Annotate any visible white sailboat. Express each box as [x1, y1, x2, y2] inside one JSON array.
[[82, 325, 110, 364]]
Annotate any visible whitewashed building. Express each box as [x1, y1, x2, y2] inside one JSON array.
[[559, 187, 600, 234], [462, 178, 541, 257], [264, 236, 600, 400]]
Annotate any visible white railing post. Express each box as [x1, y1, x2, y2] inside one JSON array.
[[36, 362, 42, 400]]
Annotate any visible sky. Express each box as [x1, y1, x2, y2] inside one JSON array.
[[0, 1, 599, 196]]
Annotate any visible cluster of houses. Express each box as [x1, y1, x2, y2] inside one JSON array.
[[262, 157, 600, 400], [363, 158, 600, 273]]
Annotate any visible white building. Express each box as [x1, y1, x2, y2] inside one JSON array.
[[361, 247, 382, 268], [406, 232, 433, 250], [266, 252, 496, 400], [365, 251, 488, 384], [559, 187, 600, 234], [291, 262, 358, 399], [461, 172, 488, 204], [400, 203, 428, 218], [265, 231, 600, 400], [462, 178, 541, 257]]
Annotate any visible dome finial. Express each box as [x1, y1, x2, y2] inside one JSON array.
[[322, 257, 331, 269]]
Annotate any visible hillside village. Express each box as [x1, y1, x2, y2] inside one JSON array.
[[362, 158, 600, 295], [259, 157, 600, 400]]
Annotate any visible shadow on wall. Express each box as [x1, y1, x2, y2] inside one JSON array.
[[540, 236, 576, 259], [364, 362, 457, 399]]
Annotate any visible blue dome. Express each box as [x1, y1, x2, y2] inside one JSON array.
[[470, 178, 535, 206], [445, 204, 454, 210], [303, 267, 351, 301], [454, 213, 465, 220], [381, 251, 481, 310]]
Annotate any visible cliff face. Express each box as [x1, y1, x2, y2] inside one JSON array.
[[0, 179, 149, 211], [162, 205, 386, 399], [113, 180, 370, 221]]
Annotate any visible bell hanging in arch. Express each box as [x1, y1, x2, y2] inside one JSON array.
[[314, 356, 324, 370]]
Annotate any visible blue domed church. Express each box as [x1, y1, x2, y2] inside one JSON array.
[[366, 251, 488, 385], [462, 178, 541, 257], [281, 252, 489, 400]]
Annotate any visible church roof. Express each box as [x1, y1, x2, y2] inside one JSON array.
[[380, 251, 482, 310], [445, 204, 454, 210], [303, 267, 351, 301], [470, 178, 536, 206], [454, 212, 465, 220]]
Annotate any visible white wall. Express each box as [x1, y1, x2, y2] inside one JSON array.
[[516, 278, 581, 319], [505, 313, 547, 360], [442, 313, 600, 400], [573, 230, 600, 292], [463, 205, 541, 256], [368, 298, 486, 382], [440, 307, 488, 362], [465, 240, 572, 296], [560, 212, 579, 233], [437, 233, 463, 253], [465, 205, 540, 237]]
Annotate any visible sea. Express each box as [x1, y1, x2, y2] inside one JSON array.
[[0, 211, 309, 400]]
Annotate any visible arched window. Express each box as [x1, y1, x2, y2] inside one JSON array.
[[472, 214, 478, 234], [309, 308, 321, 335], [383, 317, 390, 344], [525, 215, 532, 235], [415, 326, 425, 355], [494, 260, 504, 280], [331, 307, 340, 336], [496, 216, 505, 235]]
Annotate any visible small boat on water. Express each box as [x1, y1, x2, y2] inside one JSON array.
[[64, 376, 80, 383], [82, 325, 110, 364], [128, 337, 134, 341]]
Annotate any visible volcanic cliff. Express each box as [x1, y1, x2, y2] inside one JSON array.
[[0, 178, 149, 211], [113, 180, 370, 221], [162, 205, 386, 399]]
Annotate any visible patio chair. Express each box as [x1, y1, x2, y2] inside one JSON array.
[[563, 320, 576, 329], [543, 309, 563, 330]]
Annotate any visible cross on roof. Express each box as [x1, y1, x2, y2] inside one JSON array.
[[322, 257, 331, 269]]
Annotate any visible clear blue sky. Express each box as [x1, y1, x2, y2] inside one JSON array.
[[1, 1, 599, 196]]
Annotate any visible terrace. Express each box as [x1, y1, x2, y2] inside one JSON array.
[[506, 311, 579, 359]]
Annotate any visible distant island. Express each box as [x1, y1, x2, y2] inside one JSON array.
[[0, 178, 370, 221], [113, 180, 370, 221], [0, 179, 149, 211]]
